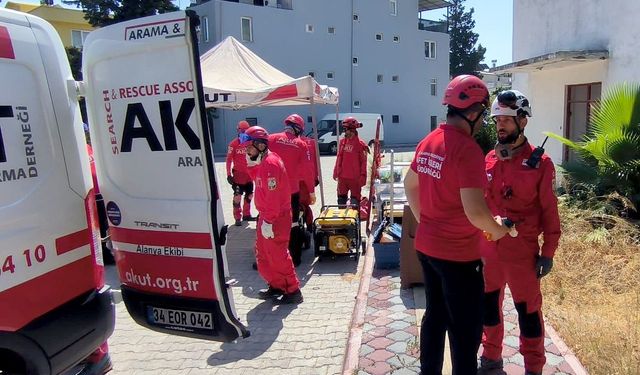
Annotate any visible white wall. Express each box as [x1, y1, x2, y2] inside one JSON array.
[[513, 61, 607, 164], [511, 0, 640, 163]]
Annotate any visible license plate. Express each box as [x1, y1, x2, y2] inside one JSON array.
[[147, 306, 213, 330]]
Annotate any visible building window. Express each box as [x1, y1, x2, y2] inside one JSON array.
[[392, 115, 400, 123], [564, 82, 602, 162], [308, 71, 315, 78], [375, 33, 383, 41], [425, 41, 436, 59], [246, 117, 258, 126], [430, 78, 437, 96], [353, 100, 360, 108], [202, 16, 209, 42], [327, 72, 334, 80], [430, 116, 438, 131], [71, 30, 90, 48], [353, 14, 359, 21], [352, 57, 358, 66], [241, 17, 253, 42], [377, 74, 383, 83], [392, 75, 399, 83], [393, 35, 400, 43], [307, 116, 313, 123], [328, 26, 335, 34], [390, 0, 397, 16], [306, 24, 314, 33]]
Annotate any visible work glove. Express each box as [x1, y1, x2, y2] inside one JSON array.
[[261, 221, 274, 239], [227, 175, 234, 185], [309, 193, 316, 205], [535, 255, 553, 278], [359, 174, 367, 187]]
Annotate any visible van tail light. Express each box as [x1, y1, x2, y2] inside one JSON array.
[[84, 188, 105, 289]]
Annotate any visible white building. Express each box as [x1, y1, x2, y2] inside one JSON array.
[[189, 0, 451, 153], [491, 0, 639, 164]]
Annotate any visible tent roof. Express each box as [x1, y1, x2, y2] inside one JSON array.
[[200, 36, 339, 109]]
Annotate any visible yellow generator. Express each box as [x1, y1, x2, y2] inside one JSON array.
[[313, 205, 362, 261]]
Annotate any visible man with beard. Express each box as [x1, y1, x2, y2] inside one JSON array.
[[242, 126, 303, 305], [478, 90, 561, 375]]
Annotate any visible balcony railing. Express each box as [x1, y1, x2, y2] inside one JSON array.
[[418, 19, 448, 33]]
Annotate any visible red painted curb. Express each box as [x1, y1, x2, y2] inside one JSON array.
[[342, 237, 375, 374]]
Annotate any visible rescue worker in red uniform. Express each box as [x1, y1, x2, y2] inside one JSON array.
[[333, 117, 368, 205], [241, 126, 303, 304], [226, 120, 255, 226], [299, 133, 320, 243], [478, 90, 561, 375], [404, 75, 512, 375], [268, 114, 316, 266]]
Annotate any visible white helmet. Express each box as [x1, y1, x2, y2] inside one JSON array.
[[490, 90, 532, 118]]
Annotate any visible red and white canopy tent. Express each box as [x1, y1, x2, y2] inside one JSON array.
[[199, 36, 339, 206]]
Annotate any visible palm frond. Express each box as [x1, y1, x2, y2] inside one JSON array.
[[590, 83, 640, 135]]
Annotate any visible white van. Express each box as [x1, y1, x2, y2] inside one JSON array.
[[0, 10, 113, 374], [310, 113, 384, 154]]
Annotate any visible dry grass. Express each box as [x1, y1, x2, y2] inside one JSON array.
[[542, 200, 640, 375]]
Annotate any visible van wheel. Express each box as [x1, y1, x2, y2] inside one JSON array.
[[0, 350, 27, 374], [329, 142, 338, 155]]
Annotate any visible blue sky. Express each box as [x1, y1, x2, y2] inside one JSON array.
[[7, 0, 513, 66], [425, 0, 513, 67]]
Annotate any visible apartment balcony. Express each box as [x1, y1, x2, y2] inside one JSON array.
[[418, 18, 447, 33], [417, 0, 450, 33]]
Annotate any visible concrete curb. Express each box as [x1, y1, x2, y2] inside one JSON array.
[[545, 322, 590, 375], [342, 238, 375, 374]]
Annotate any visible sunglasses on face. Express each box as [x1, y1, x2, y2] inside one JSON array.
[[239, 133, 253, 144]]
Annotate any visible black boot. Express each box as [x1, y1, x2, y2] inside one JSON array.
[[276, 289, 303, 304], [258, 286, 284, 300]]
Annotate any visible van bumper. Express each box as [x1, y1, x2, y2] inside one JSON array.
[[0, 286, 115, 375]]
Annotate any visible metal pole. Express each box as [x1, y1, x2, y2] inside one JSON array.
[[335, 105, 340, 150], [310, 97, 325, 207], [389, 149, 394, 225]]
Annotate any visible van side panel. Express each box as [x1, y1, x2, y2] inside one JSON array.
[[0, 9, 114, 374], [0, 11, 99, 331]]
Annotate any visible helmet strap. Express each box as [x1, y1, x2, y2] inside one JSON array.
[[495, 136, 527, 160], [453, 109, 483, 135]]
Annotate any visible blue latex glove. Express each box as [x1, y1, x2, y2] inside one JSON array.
[[535, 256, 553, 278]]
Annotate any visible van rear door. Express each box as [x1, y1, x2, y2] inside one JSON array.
[[82, 11, 248, 342]]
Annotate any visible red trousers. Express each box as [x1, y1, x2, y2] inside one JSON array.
[[481, 238, 545, 373], [337, 178, 362, 202], [299, 183, 313, 228], [256, 213, 300, 294]]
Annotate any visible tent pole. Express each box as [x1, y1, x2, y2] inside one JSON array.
[[310, 97, 324, 207], [335, 105, 340, 150]]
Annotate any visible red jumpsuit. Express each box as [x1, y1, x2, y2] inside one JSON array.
[[268, 131, 315, 265], [299, 136, 319, 228], [481, 143, 561, 374], [247, 151, 300, 294], [226, 138, 253, 221], [333, 135, 367, 204]]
